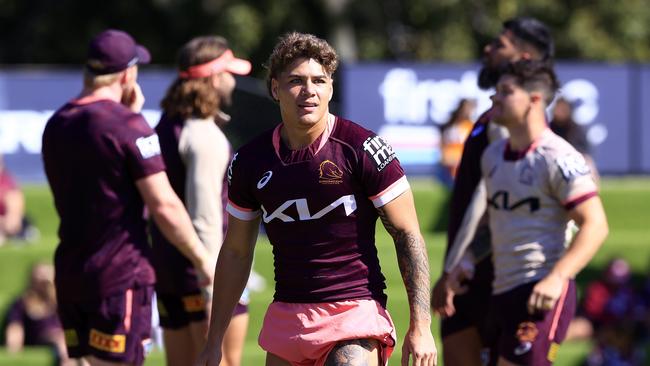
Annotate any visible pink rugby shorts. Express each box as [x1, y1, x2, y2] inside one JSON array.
[[258, 299, 396, 366]]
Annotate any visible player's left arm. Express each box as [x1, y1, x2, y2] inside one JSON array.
[[377, 189, 438, 366], [528, 196, 609, 313]]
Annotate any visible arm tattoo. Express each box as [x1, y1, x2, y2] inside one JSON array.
[[377, 207, 431, 322]]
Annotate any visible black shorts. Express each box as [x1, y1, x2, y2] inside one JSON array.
[[440, 255, 494, 339], [156, 290, 207, 329]]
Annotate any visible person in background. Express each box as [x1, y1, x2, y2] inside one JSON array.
[[0, 154, 28, 245], [431, 17, 556, 366], [4, 263, 72, 365], [549, 98, 600, 184], [153, 35, 252, 366], [42, 29, 213, 366], [439, 98, 476, 183]]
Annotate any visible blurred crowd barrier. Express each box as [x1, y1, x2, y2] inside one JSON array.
[[2, 63, 650, 182]]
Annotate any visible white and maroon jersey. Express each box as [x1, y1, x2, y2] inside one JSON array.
[[226, 115, 409, 306], [481, 129, 598, 294]]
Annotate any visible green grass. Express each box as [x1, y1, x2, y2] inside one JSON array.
[[1, 177, 649, 365]]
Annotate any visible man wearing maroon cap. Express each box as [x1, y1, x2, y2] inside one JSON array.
[[152, 35, 252, 366], [42, 29, 214, 366]]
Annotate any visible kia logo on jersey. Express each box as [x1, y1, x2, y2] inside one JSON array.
[[487, 191, 540, 213], [261, 195, 357, 223]]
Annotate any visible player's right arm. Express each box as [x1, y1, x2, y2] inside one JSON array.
[[136, 172, 214, 284], [195, 214, 260, 366]]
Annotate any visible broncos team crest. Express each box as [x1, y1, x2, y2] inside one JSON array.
[[319, 160, 343, 184]]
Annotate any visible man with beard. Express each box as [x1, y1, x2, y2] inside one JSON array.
[[152, 35, 252, 366], [431, 17, 555, 366]]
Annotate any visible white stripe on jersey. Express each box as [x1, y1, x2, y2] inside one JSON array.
[[226, 202, 261, 221], [370, 176, 410, 208]]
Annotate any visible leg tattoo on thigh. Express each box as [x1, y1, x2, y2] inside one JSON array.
[[325, 339, 378, 366]]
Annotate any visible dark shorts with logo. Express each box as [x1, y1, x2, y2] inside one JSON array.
[[441, 226, 494, 341], [156, 290, 250, 329], [487, 280, 576, 365], [156, 290, 207, 329], [57, 286, 154, 366]]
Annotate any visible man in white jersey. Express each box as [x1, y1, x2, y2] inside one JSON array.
[[443, 60, 608, 365]]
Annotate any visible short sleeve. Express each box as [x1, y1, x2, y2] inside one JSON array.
[[5, 299, 25, 324], [549, 150, 598, 210], [122, 115, 166, 180], [358, 134, 409, 208], [225, 152, 261, 220]]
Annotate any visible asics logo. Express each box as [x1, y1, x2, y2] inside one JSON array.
[[261, 195, 357, 223], [257, 171, 273, 189]]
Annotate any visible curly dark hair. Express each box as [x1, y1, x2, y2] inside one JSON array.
[[503, 60, 560, 105], [265, 32, 338, 100], [503, 17, 555, 62], [161, 36, 229, 119]]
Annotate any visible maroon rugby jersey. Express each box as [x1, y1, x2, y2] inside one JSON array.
[[150, 114, 233, 295], [226, 115, 409, 306], [150, 114, 195, 294], [42, 98, 165, 301], [446, 108, 495, 255]]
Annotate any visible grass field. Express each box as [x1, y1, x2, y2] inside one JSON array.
[[0, 177, 648, 365]]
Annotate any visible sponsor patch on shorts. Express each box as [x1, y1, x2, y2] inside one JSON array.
[[182, 294, 206, 312], [547, 342, 559, 362], [64, 329, 78, 347], [89, 328, 126, 353]]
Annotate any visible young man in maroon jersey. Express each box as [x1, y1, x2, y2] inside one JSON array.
[[196, 32, 437, 366], [42, 29, 213, 366], [431, 17, 555, 366]]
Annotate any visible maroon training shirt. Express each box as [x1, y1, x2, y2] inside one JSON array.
[[42, 98, 165, 301], [226, 116, 410, 307]]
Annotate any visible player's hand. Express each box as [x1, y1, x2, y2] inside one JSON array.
[[401, 325, 438, 366], [194, 346, 222, 366], [447, 256, 475, 295], [122, 82, 145, 112], [431, 273, 456, 318], [195, 254, 216, 288], [527, 273, 566, 314]]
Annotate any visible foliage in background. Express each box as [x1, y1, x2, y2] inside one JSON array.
[[2, 0, 650, 78]]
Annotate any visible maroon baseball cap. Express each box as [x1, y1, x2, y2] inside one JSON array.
[[86, 29, 151, 75]]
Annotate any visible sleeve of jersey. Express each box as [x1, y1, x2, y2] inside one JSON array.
[[549, 150, 598, 210], [122, 115, 166, 180], [225, 152, 261, 221], [120, 115, 165, 180], [359, 134, 410, 208]]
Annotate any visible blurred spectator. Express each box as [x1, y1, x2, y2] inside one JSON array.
[[550, 98, 600, 184], [565, 258, 649, 365], [438, 98, 476, 186], [3, 263, 72, 365], [0, 155, 39, 245]]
